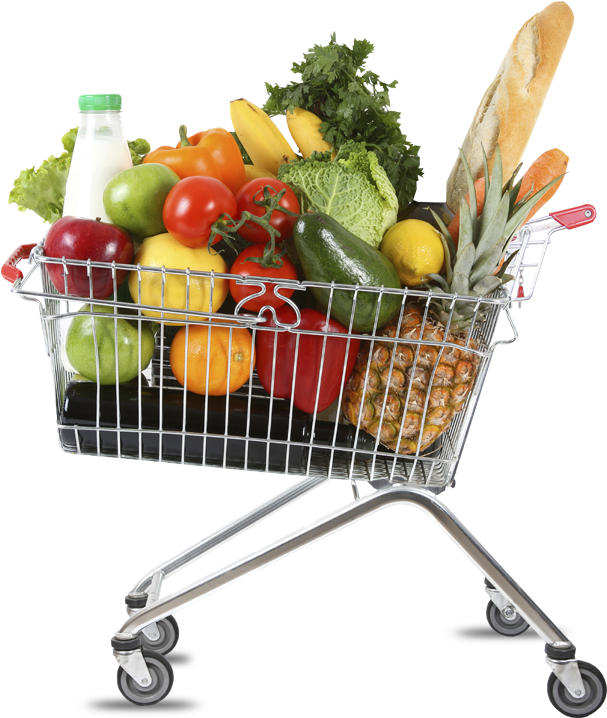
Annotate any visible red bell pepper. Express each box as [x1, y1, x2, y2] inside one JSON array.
[[256, 306, 360, 414]]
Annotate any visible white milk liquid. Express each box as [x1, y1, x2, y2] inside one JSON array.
[[63, 133, 132, 222]]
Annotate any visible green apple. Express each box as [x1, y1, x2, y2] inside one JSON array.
[[103, 163, 180, 240], [66, 305, 156, 384]]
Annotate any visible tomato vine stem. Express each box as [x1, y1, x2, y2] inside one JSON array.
[[208, 185, 299, 269]]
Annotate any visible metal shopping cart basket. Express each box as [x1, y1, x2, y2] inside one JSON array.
[[3, 204, 605, 715]]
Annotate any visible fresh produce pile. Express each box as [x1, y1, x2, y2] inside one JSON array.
[[8, 7, 574, 458]]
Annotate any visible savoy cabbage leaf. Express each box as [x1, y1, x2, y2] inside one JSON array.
[[277, 142, 398, 248]]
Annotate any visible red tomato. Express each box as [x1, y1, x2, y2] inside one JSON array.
[[163, 176, 237, 248], [235, 178, 300, 244], [229, 244, 298, 312]]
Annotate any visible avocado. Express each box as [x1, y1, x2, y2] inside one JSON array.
[[292, 213, 402, 332]]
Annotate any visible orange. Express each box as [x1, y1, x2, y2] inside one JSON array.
[[170, 322, 254, 395]]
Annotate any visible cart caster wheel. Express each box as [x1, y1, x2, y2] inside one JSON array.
[[117, 649, 173, 706], [140, 615, 179, 655], [486, 600, 530, 636], [548, 660, 606, 717]]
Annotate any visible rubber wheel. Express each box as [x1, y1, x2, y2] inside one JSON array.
[[140, 615, 179, 655], [117, 649, 173, 706], [547, 660, 606, 717], [486, 600, 530, 636]]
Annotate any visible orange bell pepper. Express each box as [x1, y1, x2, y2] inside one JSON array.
[[144, 126, 246, 195]]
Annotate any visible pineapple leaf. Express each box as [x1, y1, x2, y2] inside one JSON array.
[[477, 145, 491, 239], [458, 147, 478, 240], [504, 163, 523, 194], [504, 173, 566, 240], [458, 191, 474, 255], [482, 144, 504, 234], [500, 273, 515, 285], [451, 241, 475, 295], [470, 243, 504, 286], [427, 207, 456, 275], [475, 190, 510, 262], [426, 273, 450, 292], [509, 177, 524, 213], [512, 185, 534, 213], [495, 248, 519, 278], [472, 275, 502, 296], [482, 144, 490, 191]]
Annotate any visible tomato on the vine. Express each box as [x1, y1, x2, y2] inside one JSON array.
[[229, 244, 298, 312], [163, 176, 237, 248], [235, 178, 300, 244]]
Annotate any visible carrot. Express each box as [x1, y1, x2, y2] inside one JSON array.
[[447, 149, 569, 244]]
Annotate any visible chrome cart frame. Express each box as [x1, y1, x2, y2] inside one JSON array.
[[4, 204, 604, 716]]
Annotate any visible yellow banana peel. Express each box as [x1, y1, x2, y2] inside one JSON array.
[[230, 99, 296, 176], [286, 107, 334, 159]]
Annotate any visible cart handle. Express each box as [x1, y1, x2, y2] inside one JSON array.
[[549, 204, 596, 229], [2, 243, 37, 284]]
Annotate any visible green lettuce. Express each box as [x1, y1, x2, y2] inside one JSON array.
[[277, 142, 398, 248], [8, 130, 150, 223]]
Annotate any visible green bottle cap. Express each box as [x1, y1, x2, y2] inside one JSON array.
[[78, 94, 122, 111]]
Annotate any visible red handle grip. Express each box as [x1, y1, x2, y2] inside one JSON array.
[[2, 244, 37, 284], [550, 204, 596, 229]]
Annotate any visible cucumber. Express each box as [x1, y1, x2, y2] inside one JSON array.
[[292, 212, 402, 332]]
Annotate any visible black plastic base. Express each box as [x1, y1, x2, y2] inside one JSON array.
[[112, 635, 142, 652], [546, 643, 577, 661], [125, 594, 148, 609]]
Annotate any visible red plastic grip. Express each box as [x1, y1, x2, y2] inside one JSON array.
[[550, 204, 596, 229], [2, 243, 36, 284]]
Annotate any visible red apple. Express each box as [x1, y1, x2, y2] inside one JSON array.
[[44, 216, 134, 299]]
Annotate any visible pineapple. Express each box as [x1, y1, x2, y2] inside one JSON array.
[[342, 145, 563, 455]]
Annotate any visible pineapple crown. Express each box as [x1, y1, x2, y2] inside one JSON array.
[[426, 145, 564, 329]]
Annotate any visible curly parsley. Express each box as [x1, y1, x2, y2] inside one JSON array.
[[263, 34, 422, 209]]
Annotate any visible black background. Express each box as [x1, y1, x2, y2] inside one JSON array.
[[3, 11, 607, 716]]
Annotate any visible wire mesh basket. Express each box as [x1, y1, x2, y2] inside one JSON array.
[[4, 206, 592, 490]]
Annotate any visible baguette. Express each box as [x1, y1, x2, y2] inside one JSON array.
[[446, 2, 574, 214]]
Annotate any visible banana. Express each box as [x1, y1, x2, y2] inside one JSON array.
[[230, 99, 296, 176], [286, 107, 334, 159], [244, 164, 277, 182]]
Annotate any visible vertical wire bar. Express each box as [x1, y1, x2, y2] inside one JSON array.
[[202, 271, 215, 466], [265, 315, 279, 474], [328, 286, 359, 486], [285, 329, 301, 476], [244, 324, 257, 472], [388, 297, 432, 482], [158, 267, 167, 462], [136, 305, 142, 462], [345, 287, 367, 482], [304, 283, 336, 478], [112, 262, 122, 459], [223, 326, 234, 469], [87, 272, 102, 456], [181, 270, 191, 464]]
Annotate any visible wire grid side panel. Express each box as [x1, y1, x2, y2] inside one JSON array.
[[17, 255, 509, 486]]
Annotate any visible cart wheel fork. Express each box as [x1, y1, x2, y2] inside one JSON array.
[[546, 652, 587, 701], [112, 635, 152, 688]]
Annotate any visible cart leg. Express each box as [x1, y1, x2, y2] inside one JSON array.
[[126, 474, 329, 602], [112, 483, 604, 712]]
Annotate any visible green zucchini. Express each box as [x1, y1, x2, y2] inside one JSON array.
[[292, 212, 402, 332]]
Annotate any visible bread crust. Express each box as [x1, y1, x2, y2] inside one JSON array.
[[446, 2, 574, 214]]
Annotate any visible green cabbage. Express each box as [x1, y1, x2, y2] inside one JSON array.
[[8, 129, 150, 224], [277, 142, 398, 248]]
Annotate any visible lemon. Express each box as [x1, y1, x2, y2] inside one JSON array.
[[129, 233, 228, 324], [380, 219, 445, 287]]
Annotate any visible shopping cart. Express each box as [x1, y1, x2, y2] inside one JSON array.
[[3, 204, 605, 716]]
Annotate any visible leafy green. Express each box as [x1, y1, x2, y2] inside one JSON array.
[[8, 130, 150, 223], [264, 34, 422, 209], [278, 142, 398, 248], [230, 132, 252, 165]]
